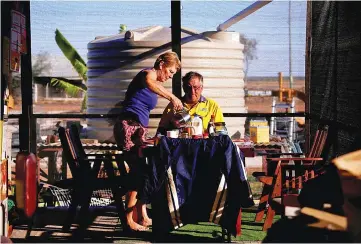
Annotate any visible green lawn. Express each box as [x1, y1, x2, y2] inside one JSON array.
[[159, 212, 279, 242], [154, 170, 273, 242]]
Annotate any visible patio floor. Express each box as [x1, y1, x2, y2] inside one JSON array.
[[9, 207, 265, 243]]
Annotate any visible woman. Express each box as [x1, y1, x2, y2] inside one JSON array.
[[114, 51, 182, 232]]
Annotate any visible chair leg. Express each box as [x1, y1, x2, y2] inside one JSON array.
[[113, 188, 127, 229], [25, 215, 35, 240], [102, 157, 128, 230], [70, 188, 92, 241], [255, 184, 270, 222], [236, 209, 242, 236], [77, 186, 93, 227], [262, 204, 276, 231], [63, 189, 80, 231]]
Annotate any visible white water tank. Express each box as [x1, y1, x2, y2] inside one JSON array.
[[86, 26, 247, 142]]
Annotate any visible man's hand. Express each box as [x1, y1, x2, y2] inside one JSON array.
[[171, 95, 183, 111]]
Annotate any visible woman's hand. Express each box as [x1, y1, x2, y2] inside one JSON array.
[[171, 95, 183, 110]]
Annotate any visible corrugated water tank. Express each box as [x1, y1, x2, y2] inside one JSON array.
[[86, 26, 247, 142]]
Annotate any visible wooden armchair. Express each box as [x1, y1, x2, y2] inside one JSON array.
[[263, 158, 326, 230], [57, 124, 129, 234], [253, 124, 329, 230]]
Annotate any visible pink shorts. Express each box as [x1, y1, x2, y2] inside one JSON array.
[[113, 119, 148, 151]]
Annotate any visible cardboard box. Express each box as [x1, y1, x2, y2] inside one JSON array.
[[250, 119, 268, 127], [250, 126, 270, 143]]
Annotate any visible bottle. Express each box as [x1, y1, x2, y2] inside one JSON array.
[[191, 115, 203, 137], [208, 115, 215, 136]]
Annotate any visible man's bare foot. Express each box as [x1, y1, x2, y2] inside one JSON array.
[[140, 217, 152, 227]]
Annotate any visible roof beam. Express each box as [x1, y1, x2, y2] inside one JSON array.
[[217, 0, 272, 31]]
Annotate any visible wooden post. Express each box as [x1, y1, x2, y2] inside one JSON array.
[[19, 1, 35, 154], [171, 1, 182, 98], [278, 72, 283, 102], [288, 88, 292, 102]]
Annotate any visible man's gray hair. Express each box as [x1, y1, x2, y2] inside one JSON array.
[[182, 71, 203, 85]]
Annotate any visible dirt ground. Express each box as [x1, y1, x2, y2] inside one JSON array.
[[245, 79, 305, 113], [10, 79, 305, 114]]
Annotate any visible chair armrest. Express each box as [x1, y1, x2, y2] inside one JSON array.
[[83, 158, 111, 163], [257, 152, 304, 157], [268, 157, 323, 161], [252, 171, 266, 178], [53, 179, 74, 189], [300, 207, 347, 231], [85, 153, 114, 158], [256, 176, 273, 185]]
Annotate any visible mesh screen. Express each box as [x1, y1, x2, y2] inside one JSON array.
[[310, 1, 361, 158]]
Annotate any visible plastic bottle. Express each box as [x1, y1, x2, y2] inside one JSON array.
[[208, 115, 215, 137], [191, 115, 203, 137]]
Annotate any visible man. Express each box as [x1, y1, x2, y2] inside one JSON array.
[[157, 71, 224, 135]]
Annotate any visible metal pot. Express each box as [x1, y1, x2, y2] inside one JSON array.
[[214, 122, 228, 135], [171, 109, 191, 128]]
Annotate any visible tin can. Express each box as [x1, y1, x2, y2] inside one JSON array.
[[180, 132, 189, 139]]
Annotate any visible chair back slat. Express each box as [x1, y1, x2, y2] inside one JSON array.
[[309, 129, 320, 158], [280, 163, 321, 194], [69, 124, 87, 161], [308, 125, 329, 162], [58, 127, 79, 176], [59, 125, 93, 178]]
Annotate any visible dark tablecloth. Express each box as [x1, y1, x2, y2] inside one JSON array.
[[139, 135, 254, 237]]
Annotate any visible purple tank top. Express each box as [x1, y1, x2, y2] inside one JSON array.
[[121, 70, 158, 127]]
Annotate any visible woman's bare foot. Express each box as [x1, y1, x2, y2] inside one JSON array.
[[139, 203, 152, 227], [126, 218, 149, 232], [140, 217, 152, 227], [125, 205, 148, 232]]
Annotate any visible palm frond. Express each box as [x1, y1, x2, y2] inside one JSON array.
[[55, 29, 88, 81], [50, 78, 85, 98], [34, 77, 87, 90], [81, 93, 87, 112]]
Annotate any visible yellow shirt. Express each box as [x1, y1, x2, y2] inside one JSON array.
[[157, 96, 224, 134]]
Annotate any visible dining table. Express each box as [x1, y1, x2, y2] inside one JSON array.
[[136, 135, 255, 239]]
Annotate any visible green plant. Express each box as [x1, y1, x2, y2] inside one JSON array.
[[119, 24, 127, 33], [52, 29, 88, 111], [32, 30, 88, 111]]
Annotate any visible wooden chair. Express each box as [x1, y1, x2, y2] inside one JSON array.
[[262, 158, 326, 230], [253, 124, 329, 230], [57, 124, 129, 234]]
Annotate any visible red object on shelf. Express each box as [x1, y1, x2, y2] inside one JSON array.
[[15, 152, 38, 218]]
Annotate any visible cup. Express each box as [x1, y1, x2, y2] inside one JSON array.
[[167, 130, 179, 138]]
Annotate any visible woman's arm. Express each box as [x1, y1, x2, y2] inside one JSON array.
[[144, 71, 183, 110], [157, 102, 175, 135]]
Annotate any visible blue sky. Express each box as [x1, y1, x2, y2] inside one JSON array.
[[30, 1, 306, 77]]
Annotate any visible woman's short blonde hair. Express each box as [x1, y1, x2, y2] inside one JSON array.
[[154, 51, 181, 71]]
